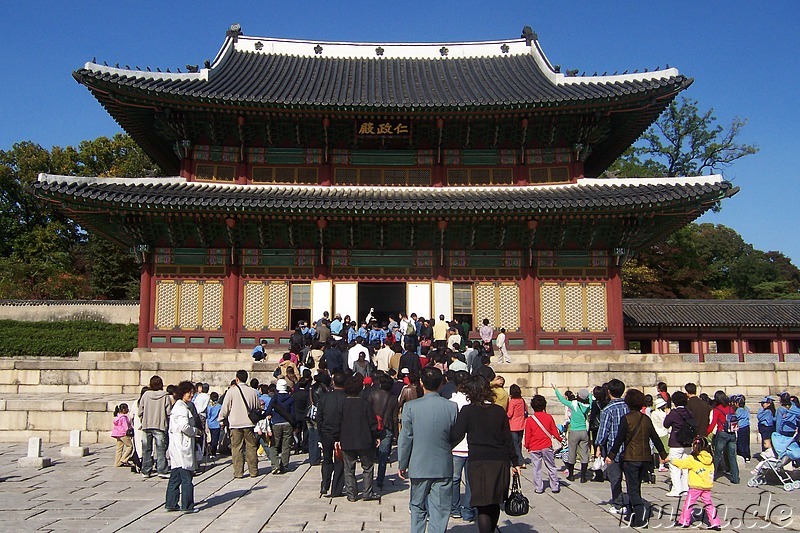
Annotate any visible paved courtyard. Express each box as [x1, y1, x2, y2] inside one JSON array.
[[0, 442, 798, 532]]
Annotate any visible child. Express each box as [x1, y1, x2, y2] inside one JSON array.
[[733, 395, 751, 462], [206, 392, 221, 457], [524, 395, 561, 493], [670, 436, 721, 530], [111, 403, 134, 467], [756, 396, 776, 452]]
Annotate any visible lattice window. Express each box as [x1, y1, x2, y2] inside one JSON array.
[[529, 166, 570, 184], [251, 166, 318, 184], [334, 168, 431, 186], [453, 283, 473, 314], [195, 163, 236, 182], [540, 283, 562, 332], [291, 283, 311, 309], [243, 282, 266, 330], [447, 168, 514, 186], [268, 282, 290, 330], [539, 281, 607, 332], [155, 279, 224, 330], [472, 282, 521, 332]]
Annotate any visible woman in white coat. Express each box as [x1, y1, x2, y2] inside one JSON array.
[[165, 381, 201, 513]]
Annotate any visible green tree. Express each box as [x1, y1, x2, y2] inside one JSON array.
[[608, 97, 758, 177]]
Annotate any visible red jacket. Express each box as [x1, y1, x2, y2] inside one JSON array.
[[708, 405, 734, 435], [524, 411, 560, 452]]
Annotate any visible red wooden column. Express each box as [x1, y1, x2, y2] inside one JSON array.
[[606, 266, 625, 350], [138, 262, 153, 348], [223, 264, 241, 349], [180, 158, 192, 180], [519, 267, 536, 350]]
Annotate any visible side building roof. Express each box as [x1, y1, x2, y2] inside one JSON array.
[[623, 299, 800, 328]]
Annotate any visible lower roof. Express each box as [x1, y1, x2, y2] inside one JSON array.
[[623, 299, 800, 328], [35, 174, 734, 217]]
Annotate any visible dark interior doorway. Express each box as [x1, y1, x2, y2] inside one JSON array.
[[358, 282, 406, 326]]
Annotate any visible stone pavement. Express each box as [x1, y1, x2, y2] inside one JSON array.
[[0, 441, 798, 532]]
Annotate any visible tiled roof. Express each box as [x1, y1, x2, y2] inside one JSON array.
[[74, 36, 688, 110], [35, 175, 734, 216], [623, 299, 800, 327]]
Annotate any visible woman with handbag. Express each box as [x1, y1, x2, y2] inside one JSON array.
[[605, 389, 668, 528], [524, 394, 562, 493], [165, 381, 202, 513], [450, 375, 521, 533]]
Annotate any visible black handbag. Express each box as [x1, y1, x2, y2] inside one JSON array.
[[504, 471, 529, 517], [236, 384, 265, 425]]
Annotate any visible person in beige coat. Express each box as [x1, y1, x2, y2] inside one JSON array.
[[220, 369, 260, 478]]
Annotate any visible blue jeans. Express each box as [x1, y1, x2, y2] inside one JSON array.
[[712, 430, 739, 483], [165, 467, 194, 511], [308, 426, 321, 464], [410, 477, 452, 533], [376, 430, 393, 488], [451, 455, 475, 520], [142, 429, 168, 475]]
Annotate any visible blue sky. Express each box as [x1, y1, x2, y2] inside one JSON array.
[[2, 1, 798, 263]]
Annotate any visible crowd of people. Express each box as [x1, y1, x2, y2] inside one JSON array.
[[108, 315, 800, 529]]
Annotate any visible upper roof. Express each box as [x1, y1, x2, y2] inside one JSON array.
[[623, 299, 800, 328], [75, 30, 688, 110]]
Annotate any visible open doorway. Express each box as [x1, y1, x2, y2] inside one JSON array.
[[358, 282, 406, 326]]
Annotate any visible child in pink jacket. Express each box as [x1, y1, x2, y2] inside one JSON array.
[[112, 403, 134, 467]]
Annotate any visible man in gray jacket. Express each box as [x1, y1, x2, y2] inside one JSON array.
[[220, 369, 260, 478], [138, 375, 172, 478], [398, 367, 459, 533]]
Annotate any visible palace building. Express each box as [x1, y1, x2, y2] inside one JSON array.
[[35, 25, 736, 351]]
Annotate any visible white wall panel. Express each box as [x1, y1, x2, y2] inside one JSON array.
[[407, 282, 431, 319], [334, 282, 358, 322], [432, 281, 453, 321], [311, 280, 332, 324]]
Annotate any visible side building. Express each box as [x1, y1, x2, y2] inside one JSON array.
[[35, 25, 736, 351]]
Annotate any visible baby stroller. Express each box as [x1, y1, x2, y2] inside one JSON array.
[[748, 432, 800, 492]]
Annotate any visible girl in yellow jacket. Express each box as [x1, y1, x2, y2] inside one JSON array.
[[669, 436, 721, 530]]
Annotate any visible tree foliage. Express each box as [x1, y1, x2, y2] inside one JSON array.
[[623, 223, 800, 300], [0, 134, 158, 300], [608, 97, 758, 178]]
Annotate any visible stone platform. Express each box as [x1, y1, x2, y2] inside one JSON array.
[[0, 441, 797, 532]]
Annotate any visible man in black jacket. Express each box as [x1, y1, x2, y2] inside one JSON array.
[[316, 371, 347, 496], [365, 373, 399, 490]]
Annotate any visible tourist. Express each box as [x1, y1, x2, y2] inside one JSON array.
[[219, 369, 260, 479], [663, 390, 694, 497], [775, 392, 799, 437], [139, 375, 172, 479], [525, 394, 561, 494], [475, 354, 495, 383], [192, 383, 210, 426], [446, 327, 462, 352], [555, 384, 592, 482], [448, 350, 467, 372], [495, 328, 509, 363], [330, 313, 343, 336], [316, 318, 331, 345], [316, 371, 347, 497], [348, 337, 370, 372], [398, 343, 422, 376], [438, 370, 457, 400], [206, 392, 221, 457], [433, 314, 448, 350], [449, 370, 475, 521], [605, 389, 668, 528], [165, 380, 201, 514], [398, 367, 459, 533], [292, 378, 310, 454], [650, 397, 669, 474], [478, 318, 493, 356], [506, 384, 527, 468], [375, 339, 394, 372], [594, 378, 628, 515], [588, 384, 608, 482], [365, 373, 398, 490], [323, 338, 345, 374], [251, 339, 268, 361], [491, 375, 508, 410], [756, 396, 776, 451], [111, 403, 134, 468], [657, 381, 671, 409], [708, 390, 740, 484], [339, 374, 381, 502], [733, 395, 751, 462], [307, 373, 330, 466], [685, 383, 712, 438], [265, 379, 295, 475], [450, 374, 520, 533], [669, 436, 722, 530], [352, 351, 372, 377]]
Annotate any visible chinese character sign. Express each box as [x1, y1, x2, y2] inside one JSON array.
[[357, 121, 410, 137]]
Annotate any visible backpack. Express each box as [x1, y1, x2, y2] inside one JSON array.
[[406, 321, 416, 335], [724, 411, 739, 433], [674, 411, 698, 446]]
